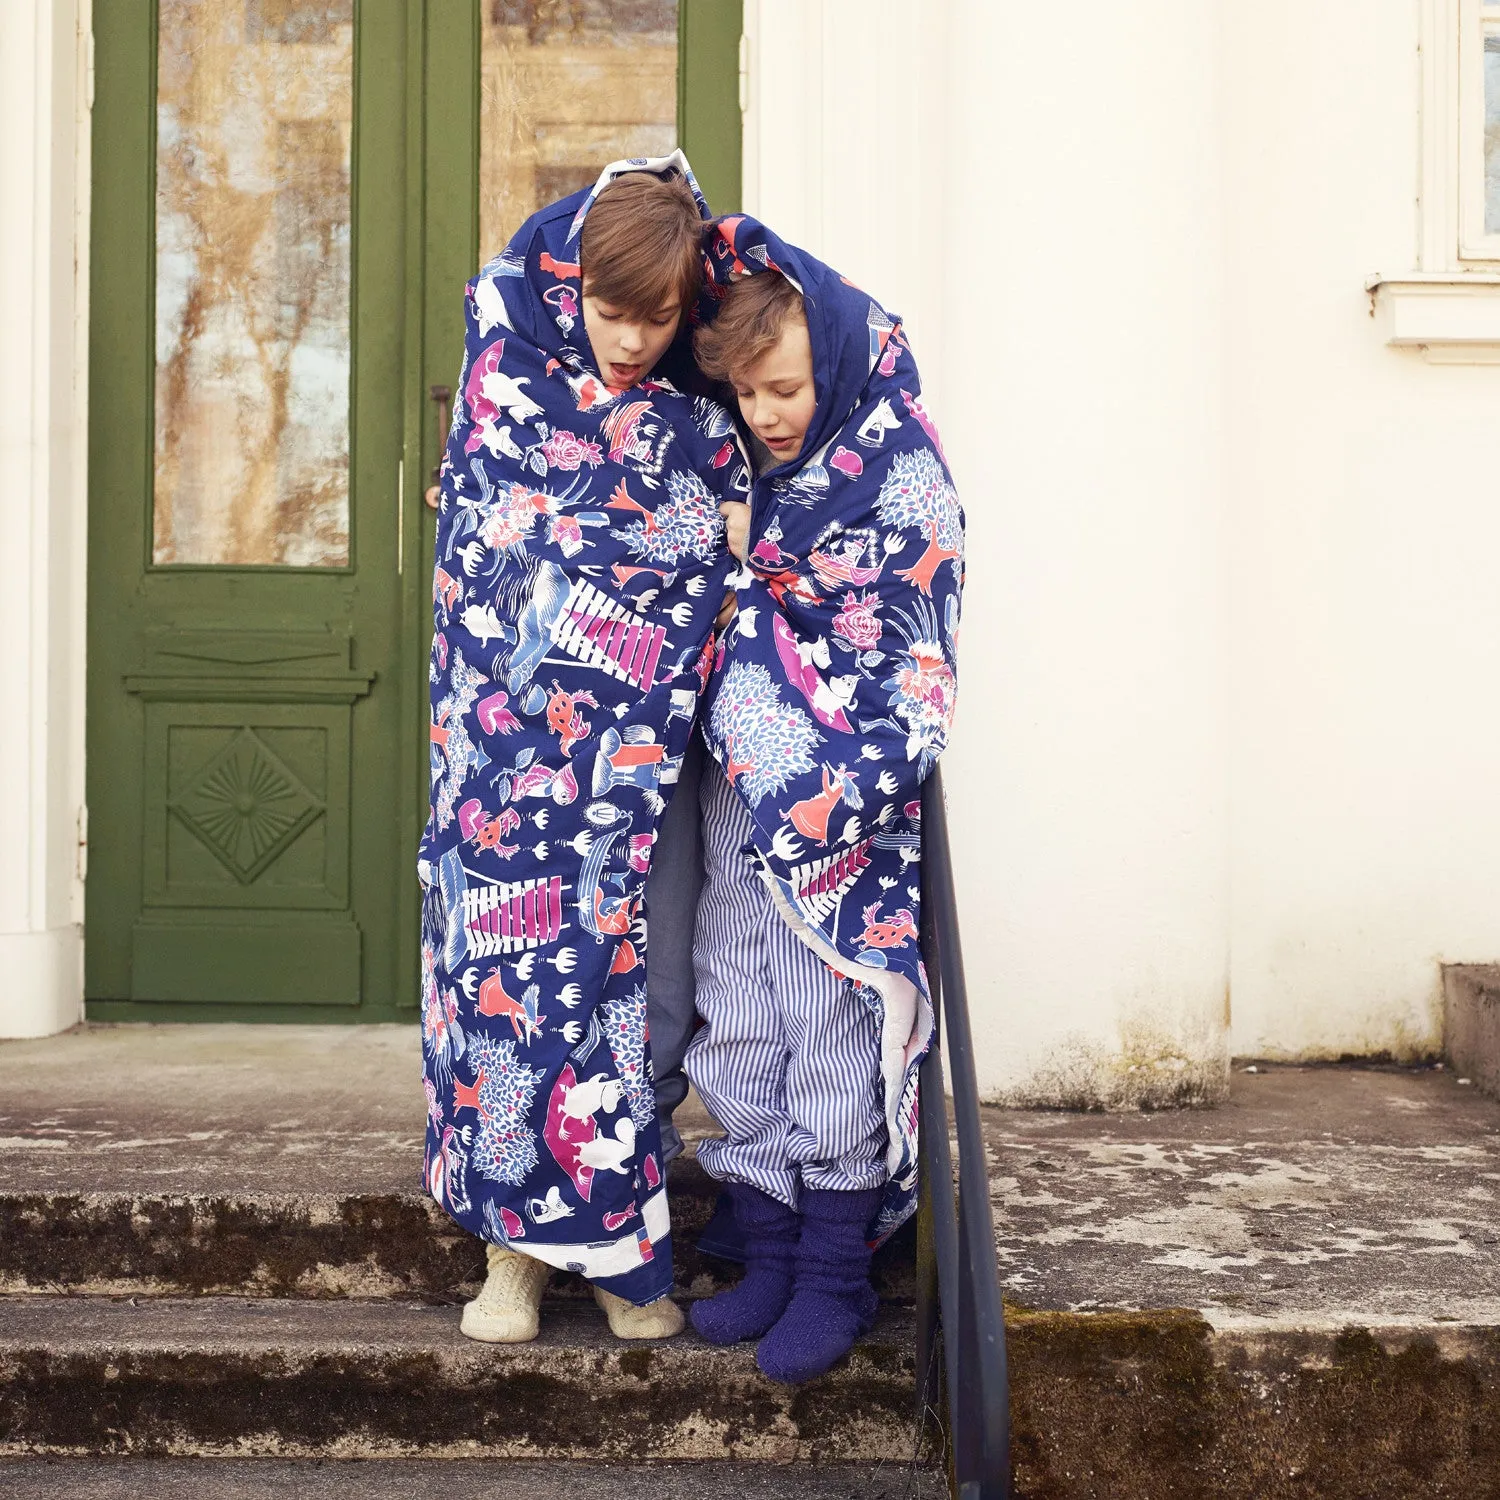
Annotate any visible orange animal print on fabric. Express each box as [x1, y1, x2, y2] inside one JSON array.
[[783, 765, 859, 846], [544, 681, 599, 757]]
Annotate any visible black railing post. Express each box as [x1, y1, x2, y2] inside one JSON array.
[[919, 765, 1011, 1499], [918, 1035, 960, 1400], [914, 1050, 945, 1431]]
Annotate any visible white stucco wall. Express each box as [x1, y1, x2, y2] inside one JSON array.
[[744, 0, 1234, 1104], [0, 0, 89, 1038], [745, 0, 1500, 1097], [1224, 0, 1500, 1061]]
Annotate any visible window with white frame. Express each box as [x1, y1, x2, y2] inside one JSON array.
[[1415, 0, 1500, 269], [1460, 0, 1500, 257], [1375, 3, 1500, 357]]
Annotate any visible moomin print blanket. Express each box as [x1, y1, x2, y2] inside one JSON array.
[[699, 215, 964, 1242], [419, 154, 748, 1305]]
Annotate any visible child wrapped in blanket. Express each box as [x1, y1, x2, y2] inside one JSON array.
[[682, 230, 963, 1384], [434, 161, 749, 1346]]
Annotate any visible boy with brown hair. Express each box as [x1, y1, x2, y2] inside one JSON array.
[[575, 169, 705, 393], [679, 217, 962, 1384], [429, 157, 749, 1347], [687, 271, 889, 1380]]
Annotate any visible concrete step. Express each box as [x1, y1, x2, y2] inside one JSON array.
[[9, 1027, 1500, 1493], [0, 1297, 924, 1463], [0, 1158, 916, 1304], [0, 1457, 945, 1500], [1444, 962, 1500, 1097], [0, 1026, 913, 1303], [1008, 1309, 1500, 1499], [3, 1296, 1499, 1494]]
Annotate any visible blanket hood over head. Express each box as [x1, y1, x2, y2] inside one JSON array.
[[419, 154, 748, 1305], [487, 150, 713, 376], [698, 215, 965, 1242]]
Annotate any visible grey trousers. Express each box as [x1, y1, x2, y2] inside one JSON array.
[[644, 730, 706, 1163]]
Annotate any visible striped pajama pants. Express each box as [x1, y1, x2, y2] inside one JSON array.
[[684, 765, 888, 1210]]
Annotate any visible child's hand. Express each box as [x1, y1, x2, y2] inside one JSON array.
[[715, 591, 738, 631], [720, 501, 750, 562]]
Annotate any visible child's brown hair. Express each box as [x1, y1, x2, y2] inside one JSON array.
[[579, 172, 704, 318], [694, 273, 806, 384]]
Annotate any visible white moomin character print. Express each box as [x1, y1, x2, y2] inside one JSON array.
[[577, 1116, 635, 1175]]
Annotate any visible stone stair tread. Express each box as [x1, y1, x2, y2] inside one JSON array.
[[9, 1025, 1500, 1320], [0, 1026, 426, 1197], [0, 1292, 912, 1356], [0, 1296, 923, 1462], [7, 1296, 1500, 1491], [0, 1180, 916, 1304], [9, 1029, 1500, 1491], [0, 1457, 944, 1499]]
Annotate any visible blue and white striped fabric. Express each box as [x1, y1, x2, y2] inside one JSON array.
[[687, 766, 887, 1209]]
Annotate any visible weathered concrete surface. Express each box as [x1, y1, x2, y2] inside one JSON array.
[[988, 1061, 1500, 1325], [0, 1022, 766, 1193], [1003, 1310, 1500, 1498], [0, 1025, 425, 1195], [0, 1025, 913, 1302], [0, 1021, 482, 1299], [0, 1457, 945, 1500], [0, 1169, 915, 1304], [0, 1299, 922, 1463], [1445, 964, 1500, 1100], [0, 1189, 483, 1300], [2, 1300, 1499, 1495], [6, 1028, 1500, 1493], [3, 1029, 1498, 1323]]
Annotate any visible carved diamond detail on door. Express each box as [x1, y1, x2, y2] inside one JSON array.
[[169, 727, 325, 884]]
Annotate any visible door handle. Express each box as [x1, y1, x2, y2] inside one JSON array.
[[429, 384, 453, 485]]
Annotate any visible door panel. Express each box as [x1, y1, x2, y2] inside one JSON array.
[[678, 0, 743, 213], [87, 0, 412, 1020], [144, 702, 355, 908], [475, 0, 741, 261]]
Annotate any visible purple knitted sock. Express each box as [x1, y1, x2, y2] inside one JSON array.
[[755, 1185, 883, 1385], [689, 1182, 801, 1346]]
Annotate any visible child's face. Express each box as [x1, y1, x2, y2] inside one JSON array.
[[582, 293, 681, 390], [733, 317, 816, 464]]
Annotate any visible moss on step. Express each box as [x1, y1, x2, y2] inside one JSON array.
[[1003, 1309, 1500, 1499], [0, 1179, 916, 1305], [0, 1193, 482, 1299], [0, 1302, 924, 1463]]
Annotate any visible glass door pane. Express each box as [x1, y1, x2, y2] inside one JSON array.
[[153, 0, 354, 566], [480, 0, 679, 260]]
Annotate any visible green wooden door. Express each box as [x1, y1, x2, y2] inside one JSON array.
[[87, 0, 421, 1021], [87, 0, 740, 1022]]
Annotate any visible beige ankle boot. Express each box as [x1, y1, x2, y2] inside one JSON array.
[[592, 1283, 685, 1340], [460, 1243, 551, 1343]]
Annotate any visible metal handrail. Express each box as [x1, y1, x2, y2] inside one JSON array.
[[917, 765, 1010, 1498]]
